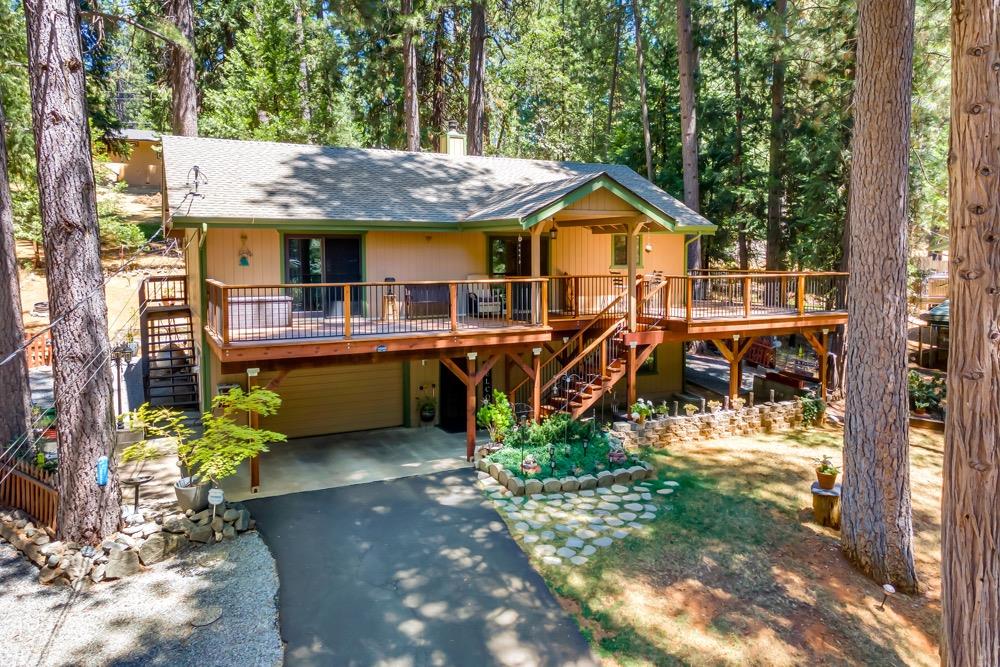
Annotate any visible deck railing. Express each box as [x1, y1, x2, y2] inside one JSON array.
[[206, 277, 548, 344], [546, 275, 631, 318], [139, 274, 188, 308], [0, 459, 58, 531]]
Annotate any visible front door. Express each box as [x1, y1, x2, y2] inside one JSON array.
[[488, 235, 549, 277], [438, 359, 467, 433], [324, 237, 363, 314]]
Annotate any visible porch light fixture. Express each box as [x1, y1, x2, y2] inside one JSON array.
[[532, 347, 542, 356], [549, 225, 558, 240], [467, 352, 478, 361]]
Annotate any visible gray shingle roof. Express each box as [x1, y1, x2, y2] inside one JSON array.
[[161, 135, 715, 231]]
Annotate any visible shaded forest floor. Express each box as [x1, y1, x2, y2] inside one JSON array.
[[17, 187, 183, 335], [535, 427, 942, 666]]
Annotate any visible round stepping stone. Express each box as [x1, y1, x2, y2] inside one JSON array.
[[563, 492, 578, 499], [527, 520, 544, 529], [570, 555, 589, 566], [605, 517, 625, 527], [656, 488, 674, 495], [643, 504, 657, 512], [665, 480, 680, 487], [546, 493, 564, 500], [611, 484, 629, 493], [514, 522, 530, 532], [540, 530, 555, 540], [588, 516, 604, 525], [535, 544, 556, 556], [565, 537, 584, 549], [639, 512, 656, 520], [575, 528, 598, 540], [603, 494, 622, 502], [577, 503, 594, 511], [524, 500, 539, 510], [594, 509, 611, 517], [624, 503, 644, 512], [595, 488, 611, 495], [622, 494, 641, 502], [523, 534, 539, 544], [638, 481, 653, 487], [619, 512, 637, 521], [555, 524, 573, 533], [556, 547, 577, 558], [580, 545, 597, 556], [613, 529, 629, 539], [597, 502, 620, 511], [507, 511, 523, 520], [628, 522, 643, 528], [641, 493, 653, 501], [579, 489, 596, 497], [542, 556, 562, 566], [593, 537, 613, 547]]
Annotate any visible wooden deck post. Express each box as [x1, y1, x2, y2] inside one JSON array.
[[531, 347, 542, 423], [685, 278, 694, 322], [626, 342, 638, 407], [802, 330, 830, 401], [220, 285, 230, 345], [505, 281, 513, 323], [743, 276, 752, 318], [796, 274, 806, 315], [342, 285, 352, 339], [541, 280, 549, 327], [466, 354, 477, 460], [626, 219, 639, 332], [248, 369, 289, 493], [449, 283, 459, 332]]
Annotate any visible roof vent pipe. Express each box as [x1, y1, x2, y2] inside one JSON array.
[[439, 120, 467, 157]]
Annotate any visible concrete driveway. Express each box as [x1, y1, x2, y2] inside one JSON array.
[[246, 469, 597, 667]]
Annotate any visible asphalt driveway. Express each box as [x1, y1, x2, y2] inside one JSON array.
[[246, 469, 597, 667]]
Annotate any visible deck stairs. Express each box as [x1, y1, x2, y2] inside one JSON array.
[[139, 277, 200, 409], [516, 279, 661, 421]]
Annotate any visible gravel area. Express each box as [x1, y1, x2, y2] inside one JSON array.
[[0, 533, 283, 666]]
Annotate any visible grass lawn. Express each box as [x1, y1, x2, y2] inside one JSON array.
[[530, 426, 942, 666]]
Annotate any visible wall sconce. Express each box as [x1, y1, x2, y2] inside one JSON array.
[[644, 243, 653, 253], [550, 225, 558, 240], [238, 233, 253, 267]]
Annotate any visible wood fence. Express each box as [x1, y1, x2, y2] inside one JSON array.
[[0, 459, 58, 531], [25, 331, 53, 368]]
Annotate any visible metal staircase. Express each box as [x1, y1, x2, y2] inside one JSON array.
[[139, 276, 199, 408]]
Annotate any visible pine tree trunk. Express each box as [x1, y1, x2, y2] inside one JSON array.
[[631, 0, 653, 181], [169, 0, 198, 136], [606, 0, 623, 159], [401, 0, 420, 151], [295, 0, 312, 128], [941, 1, 1000, 661], [733, 4, 747, 271], [676, 0, 700, 273], [431, 9, 447, 134], [23, 0, 121, 544], [765, 0, 786, 270], [0, 100, 31, 449], [466, 1, 486, 156], [841, 0, 918, 593]]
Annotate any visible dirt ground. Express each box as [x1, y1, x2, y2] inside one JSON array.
[[541, 426, 943, 666], [17, 189, 184, 336]]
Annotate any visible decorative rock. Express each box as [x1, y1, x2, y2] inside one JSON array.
[[33, 534, 50, 546], [223, 508, 239, 523], [222, 525, 236, 540], [534, 544, 556, 557], [556, 547, 577, 559], [612, 468, 631, 484], [596, 471, 615, 488], [190, 508, 212, 524], [580, 545, 597, 557], [524, 479, 544, 495], [605, 517, 624, 527], [523, 534, 539, 544], [578, 475, 598, 491], [488, 462, 502, 478], [664, 480, 680, 487], [497, 468, 511, 487], [565, 537, 584, 549], [596, 502, 620, 511], [554, 523, 573, 533], [602, 494, 622, 502], [656, 488, 674, 495], [124, 513, 145, 527], [575, 528, 598, 540], [541, 556, 562, 566], [622, 493, 641, 502], [624, 503, 644, 512], [560, 476, 580, 492], [593, 537, 613, 547], [513, 522, 530, 532], [542, 478, 562, 493], [570, 555, 588, 566], [610, 484, 629, 494], [613, 529, 629, 539], [506, 476, 526, 496], [639, 512, 656, 520], [643, 504, 657, 512], [210, 516, 224, 532], [90, 564, 106, 583], [163, 515, 195, 534], [105, 549, 142, 580], [540, 530, 555, 541], [214, 531, 223, 542], [38, 566, 61, 584], [46, 554, 60, 568], [188, 524, 213, 544], [620, 512, 637, 521], [626, 465, 647, 481]]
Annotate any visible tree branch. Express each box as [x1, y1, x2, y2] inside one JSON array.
[[80, 10, 179, 45]]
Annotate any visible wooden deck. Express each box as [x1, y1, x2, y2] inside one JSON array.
[[204, 272, 848, 363]]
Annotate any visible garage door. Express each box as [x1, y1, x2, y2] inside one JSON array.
[[260, 363, 404, 438]]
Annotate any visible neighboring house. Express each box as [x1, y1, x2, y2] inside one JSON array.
[[152, 130, 847, 488], [104, 129, 161, 188]]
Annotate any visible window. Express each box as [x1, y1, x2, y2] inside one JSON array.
[[612, 234, 643, 268], [488, 235, 549, 276]]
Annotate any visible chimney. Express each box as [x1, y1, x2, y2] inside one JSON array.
[[438, 120, 466, 157]]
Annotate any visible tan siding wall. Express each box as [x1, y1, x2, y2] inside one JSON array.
[[566, 189, 636, 211], [550, 227, 686, 276], [366, 231, 486, 281], [636, 342, 685, 400], [108, 140, 161, 187], [205, 228, 282, 284]]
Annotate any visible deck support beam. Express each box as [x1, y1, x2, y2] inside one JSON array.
[[248, 369, 289, 493], [713, 336, 756, 400], [440, 353, 500, 460], [801, 329, 830, 400], [626, 342, 638, 407]]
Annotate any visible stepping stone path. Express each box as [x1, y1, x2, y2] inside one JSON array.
[[477, 474, 683, 570]]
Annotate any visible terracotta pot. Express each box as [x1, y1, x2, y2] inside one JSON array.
[[816, 469, 838, 490]]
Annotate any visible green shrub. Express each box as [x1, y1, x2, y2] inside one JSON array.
[[476, 389, 514, 443], [798, 392, 826, 425]]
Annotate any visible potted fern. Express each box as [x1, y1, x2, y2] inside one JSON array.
[[122, 404, 206, 511], [815, 455, 840, 490]]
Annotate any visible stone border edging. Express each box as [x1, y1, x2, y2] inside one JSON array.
[[474, 455, 654, 497]]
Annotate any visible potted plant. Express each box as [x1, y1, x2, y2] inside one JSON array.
[[816, 455, 839, 490], [630, 398, 653, 424], [417, 394, 437, 423], [731, 396, 746, 411], [476, 389, 514, 446], [123, 403, 205, 511], [184, 387, 287, 491], [683, 403, 699, 417], [913, 398, 930, 416], [707, 400, 722, 414]]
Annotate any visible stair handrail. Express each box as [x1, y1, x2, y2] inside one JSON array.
[[541, 315, 627, 395], [509, 276, 640, 396]]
